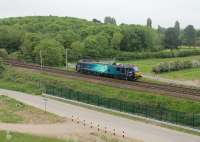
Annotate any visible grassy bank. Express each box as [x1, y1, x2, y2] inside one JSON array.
[[0, 66, 200, 114], [0, 131, 68, 142], [0, 95, 64, 123]]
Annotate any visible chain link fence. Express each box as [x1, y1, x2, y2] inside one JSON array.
[[45, 85, 200, 130]]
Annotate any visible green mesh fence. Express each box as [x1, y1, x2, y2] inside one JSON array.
[[45, 85, 200, 130]]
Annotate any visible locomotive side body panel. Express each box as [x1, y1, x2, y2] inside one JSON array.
[[76, 61, 142, 80]]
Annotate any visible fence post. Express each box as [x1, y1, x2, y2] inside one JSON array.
[[87, 94, 90, 104], [175, 111, 178, 124], [77, 93, 80, 101], [97, 95, 100, 106], [119, 101, 122, 111], [145, 105, 148, 117], [193, 113, 195, 128]]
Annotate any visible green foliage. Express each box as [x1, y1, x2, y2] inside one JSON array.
[[34, 38, 65, 66], [0, 16, 199, 63], [20, 33, 42, 61], [152, 59, 200, 73], [0, 26, 23, 53], [120, 25, 155, 51], [174, 21, 180, 36], [116, 49, 200, 61], [164, 28, 179, 50], [181, 25, 196, 46], [69, 41, 85, 61], [0, 62, 5, 76], [111, 32, 123, 50], [0, 49, 8, 59], [0, 131, 68, 142]]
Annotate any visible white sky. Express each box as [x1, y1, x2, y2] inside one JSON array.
[[0, 0, 199, 28]]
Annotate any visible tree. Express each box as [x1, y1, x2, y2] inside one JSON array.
[[84, 36, 99, 57], [34, 38, 64, 66], [58, 30, 80, 49], [20, 33, 42, 61], [174, 21, 180, 36], [111, 32, 123, 50], [174, 21, 180, 46], [120, 25, 154, 51], [164, 28, 179, 50], [147, 18, 152, 28], [104, 16, 116, 25], [92, 19, 102, 24], [0, 26, 22, 53], [181, 25, 196, 46], [157, 25, 166, 33], [69, 41, 85, 61]]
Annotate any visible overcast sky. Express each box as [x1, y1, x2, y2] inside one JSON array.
[[0, 0, 199, 28]]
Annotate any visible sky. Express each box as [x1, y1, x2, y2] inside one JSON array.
[[0, 0, 200, 28]]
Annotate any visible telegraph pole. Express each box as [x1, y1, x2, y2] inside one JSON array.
[[66, 48, 68, 70], [40, 50, 43, 70]]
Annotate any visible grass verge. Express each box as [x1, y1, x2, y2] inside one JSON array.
[[0, 95, 64, 123], [0, 131, 69, 142]]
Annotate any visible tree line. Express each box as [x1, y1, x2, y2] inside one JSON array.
[[0, 16, 199, 66]]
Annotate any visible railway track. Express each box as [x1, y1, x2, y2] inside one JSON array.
[[4, 60, 200, 101]]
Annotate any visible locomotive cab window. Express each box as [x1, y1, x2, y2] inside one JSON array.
[[116, 67, 120, 71], [121, 68, 125, 73]]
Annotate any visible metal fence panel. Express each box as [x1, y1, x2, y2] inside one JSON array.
[[44, 85, 200, 129]]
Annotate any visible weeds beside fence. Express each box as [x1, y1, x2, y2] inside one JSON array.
[[45, 85, 200, 130]]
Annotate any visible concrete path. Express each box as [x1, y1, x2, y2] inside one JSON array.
[[0, 89, 199, 142]]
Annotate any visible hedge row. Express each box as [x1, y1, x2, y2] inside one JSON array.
[[116, 49, 200, 61], [153, 60, 200, 73]]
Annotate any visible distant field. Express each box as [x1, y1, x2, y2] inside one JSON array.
[[0, 67, 200, 114], [0, 95, 64, 123], [121, 55, 200, 80], [0, 131, 67, 142]]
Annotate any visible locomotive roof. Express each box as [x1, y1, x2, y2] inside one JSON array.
[[78, 60, 135, 68]]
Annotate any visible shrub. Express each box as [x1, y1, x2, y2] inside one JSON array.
[[0, 61, 5, 75], [152, 59, 200, 73], [0, 49, 8, 59]]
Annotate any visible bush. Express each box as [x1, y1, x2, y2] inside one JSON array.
[[0, 61, 5, 75], [116, 49, 200, 61], [153, 59, 200, 73], [0, 49, 8, 59]]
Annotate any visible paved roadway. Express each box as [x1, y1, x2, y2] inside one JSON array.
[[0, 89, 199, 142]]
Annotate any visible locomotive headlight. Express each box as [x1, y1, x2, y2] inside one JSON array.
[[134, 72, 142, 78]]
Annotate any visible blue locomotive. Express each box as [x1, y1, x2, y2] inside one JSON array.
[[76, 59, 142, 81]]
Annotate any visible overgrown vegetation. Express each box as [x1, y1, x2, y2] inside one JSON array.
[[153, 59, 200, 73]]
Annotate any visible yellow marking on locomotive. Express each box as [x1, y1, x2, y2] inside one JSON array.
[[134, 72, 142, 78]]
